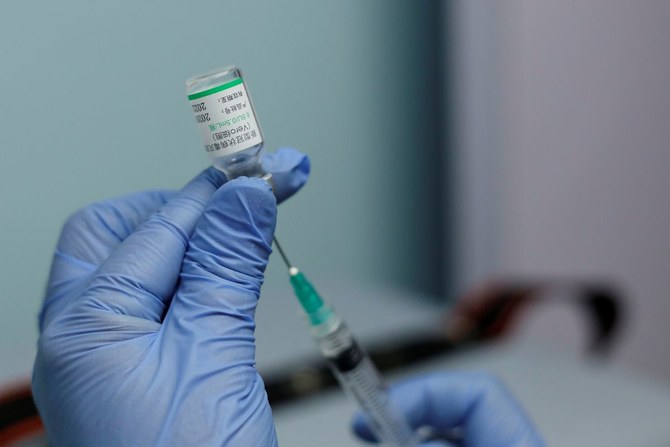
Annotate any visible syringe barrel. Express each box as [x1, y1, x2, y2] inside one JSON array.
[[312, 316, 417, 447]]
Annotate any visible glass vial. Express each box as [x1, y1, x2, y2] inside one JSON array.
[[186, 66, 265, 179]]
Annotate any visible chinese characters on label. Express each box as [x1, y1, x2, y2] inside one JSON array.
[[190, 80, 263, 158]]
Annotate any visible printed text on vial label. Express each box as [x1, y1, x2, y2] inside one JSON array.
[[189, 80, 262, 158]]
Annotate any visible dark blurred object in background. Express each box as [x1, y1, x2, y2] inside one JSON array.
[[0, 382, 44, 447], [263, 278, 624, 406], [0, 278, 623, 445]]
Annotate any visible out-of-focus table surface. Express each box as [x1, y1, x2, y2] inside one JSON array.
[[268, 342, 670, 446], [255, 275, 670, 447], [3, 275, 670, 446]]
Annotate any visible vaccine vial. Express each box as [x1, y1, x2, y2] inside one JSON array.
[[186, 66, 265, 179]]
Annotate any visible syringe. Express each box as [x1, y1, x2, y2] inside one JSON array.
[[273, 240, 417, 447]]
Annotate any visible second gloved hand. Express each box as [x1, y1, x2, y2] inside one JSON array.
[[352, 372, 545, 447], [33, 148, 309, 446]]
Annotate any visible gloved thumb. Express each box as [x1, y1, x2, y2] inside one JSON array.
[[153, 176, 277, 445], [162, 176, 276, 353]]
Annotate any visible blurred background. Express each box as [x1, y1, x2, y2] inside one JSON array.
[[1, 0, 670, 445], [0, 0, 445, 381]]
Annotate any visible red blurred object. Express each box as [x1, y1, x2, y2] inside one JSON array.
[[0, 381, 45, 447], [444, 279, 623, 356]]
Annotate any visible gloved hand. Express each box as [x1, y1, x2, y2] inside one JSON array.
[[352, 372, 545, 447], [33, 148, 310, 446]]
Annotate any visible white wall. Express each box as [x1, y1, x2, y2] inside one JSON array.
[[453, 1, 670, 379]]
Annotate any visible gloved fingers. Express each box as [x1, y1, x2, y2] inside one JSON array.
[[352, 372, 544, 447], [51, 148, 306, 270], [54, 190, 176, 267], [40, 190, 176, 331], [48, 148, 308, 327], [161, 177, 275, 364], [260, 147, 310, 203], [75, 167, 227, 322], [78, 147, 307, 304]]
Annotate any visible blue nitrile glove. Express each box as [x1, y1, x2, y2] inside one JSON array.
[[33, 148, 310, 446], [352, 372, 545, 447]]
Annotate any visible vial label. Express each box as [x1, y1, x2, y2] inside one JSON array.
[[188, 78, 263, 159]]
